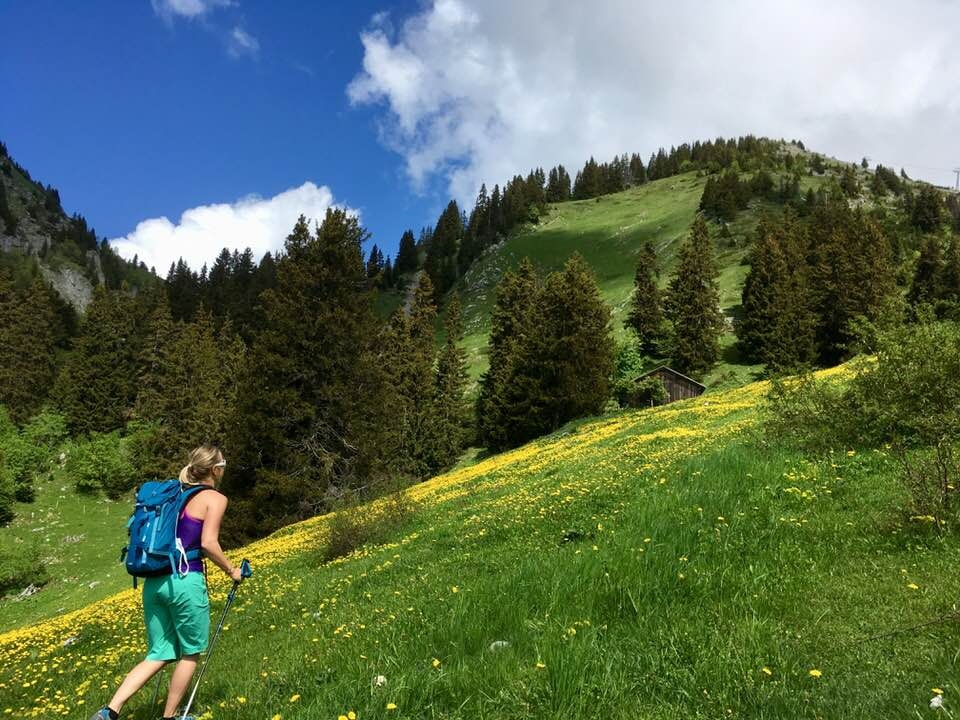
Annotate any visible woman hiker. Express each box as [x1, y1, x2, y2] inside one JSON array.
[[90, 445, 244, 720]]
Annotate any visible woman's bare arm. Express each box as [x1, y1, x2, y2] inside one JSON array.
[[199, 493, 241, 581]]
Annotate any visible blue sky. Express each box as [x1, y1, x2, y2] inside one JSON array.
[[1, 0, 431, 271], [3, 1, 958, 275]]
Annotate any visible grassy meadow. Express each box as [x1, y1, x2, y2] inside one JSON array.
[[3, 366, 958, 719], [427, 168, 830, 391]]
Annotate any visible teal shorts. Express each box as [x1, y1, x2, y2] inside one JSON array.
[[142, 572, 210, 661]]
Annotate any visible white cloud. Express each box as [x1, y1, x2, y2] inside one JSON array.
[[228, 26, 259, 58], [349, 0, 960, 205], [151, 0, 233, 22], [109, 182, 347, 274]]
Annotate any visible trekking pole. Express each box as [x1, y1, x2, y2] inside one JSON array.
[[180, 559, 252, 720], [852, 609, 960, 646], [149, 668, 164, 710]]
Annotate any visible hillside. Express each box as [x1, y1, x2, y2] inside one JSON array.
[[432, 162, 834, 391], [0, 142, 154, 311], [3, 367, 959, 719]]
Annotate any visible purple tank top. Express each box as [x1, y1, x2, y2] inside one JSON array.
[[177, 506, 205, 573]]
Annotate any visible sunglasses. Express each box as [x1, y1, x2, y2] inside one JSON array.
[[214, 459, 227, 468]]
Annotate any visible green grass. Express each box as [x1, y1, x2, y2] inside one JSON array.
[[0, 467, 131, 633], [444, 170, 829, 392], [3, 373, 959, 719]]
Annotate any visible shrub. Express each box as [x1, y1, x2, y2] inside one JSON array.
[[21, 410, 68, 449], [0, 458, 14, 526], [1, 433, 45, 503], [765, 371, 854, 452], [0, 538, 49, 596], [323, 485, 416, 563], [619, 376, 669, 409], [66, 432, 138, 499], [767, 319, 960, 519], [897, 441, 960, 524], [0, 408, 67, 505]]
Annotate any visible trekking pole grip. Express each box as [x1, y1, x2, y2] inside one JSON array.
[[240, 558, 252, 579]]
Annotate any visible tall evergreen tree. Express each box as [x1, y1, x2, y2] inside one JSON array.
[[166, 258, 201, 322], [227, 211, 391, 540], [477, 259, 539, 450], [911, 185, 944, 232], [663, 216, 725, 376], [396, 229, 419, 274], [808, 200, 899, 363], [626, 241, 665, 354], [434, 293, 470, 464], [478, 256, 613, 450], [941, 236, 960, 314], [390, 274, 442, 477], [738, 211, 817, 370], [425, 201, 462, 296], [0, 274, 57, 422], [522, 254, 613, 437], [908, 236, 945, 310], [135, 309, 243, 478], [55, 286, 139, 434]]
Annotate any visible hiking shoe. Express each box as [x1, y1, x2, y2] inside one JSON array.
[[88, 709, 113, 720]]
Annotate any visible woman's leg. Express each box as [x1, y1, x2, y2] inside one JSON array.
[[163, 654, 199, 718], [107, 658, 168, 712]]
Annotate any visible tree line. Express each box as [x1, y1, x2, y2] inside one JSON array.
[[4, 136, 958, 542]]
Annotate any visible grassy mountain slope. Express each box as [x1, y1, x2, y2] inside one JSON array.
[[0, 143, 154, 310], [428, 165, 831, 390], [3, 367, 958, 719]]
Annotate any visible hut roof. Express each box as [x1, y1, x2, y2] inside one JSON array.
[[636, 365, 706, 390]]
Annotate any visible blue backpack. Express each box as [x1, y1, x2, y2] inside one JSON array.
[[121, 479, 209, 586]]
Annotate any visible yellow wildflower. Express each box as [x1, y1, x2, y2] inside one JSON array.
[[290, 693, 300, 702], [386, 703, 397, 711], [761, 667, 772, 676], [808, 669, 822, 678], [432, 658, 441, 668]]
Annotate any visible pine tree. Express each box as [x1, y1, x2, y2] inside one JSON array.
[[479, 256, 613, 450], [809, 200, 899, 363], [911, 185, 944, 232], [135, 309, 241, 478], [738, 211, 817, 370], [397, 229, 418, 274], [626, 241, 665, 354], [477, 259, 538, 450], [738, 218, 785, 362], [55, 286, 139, 434], [0, 178, 17, 233], [663, 216, 725, 376], [908, 236, 945, 310], [394, 274, 442, 476], [425, 201, 462, 296], [940, 236, 960, 319], [434, 293, 470, 464], [228, 211, 391, 540], [0, 275, 57, 423], [166, 258, 201, 322], [528, 254, 613, 434]]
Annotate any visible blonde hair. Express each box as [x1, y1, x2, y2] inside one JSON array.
[[178, 444, 224, 485]]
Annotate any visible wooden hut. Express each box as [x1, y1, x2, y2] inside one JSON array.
[[636, 365, 705, 404]]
